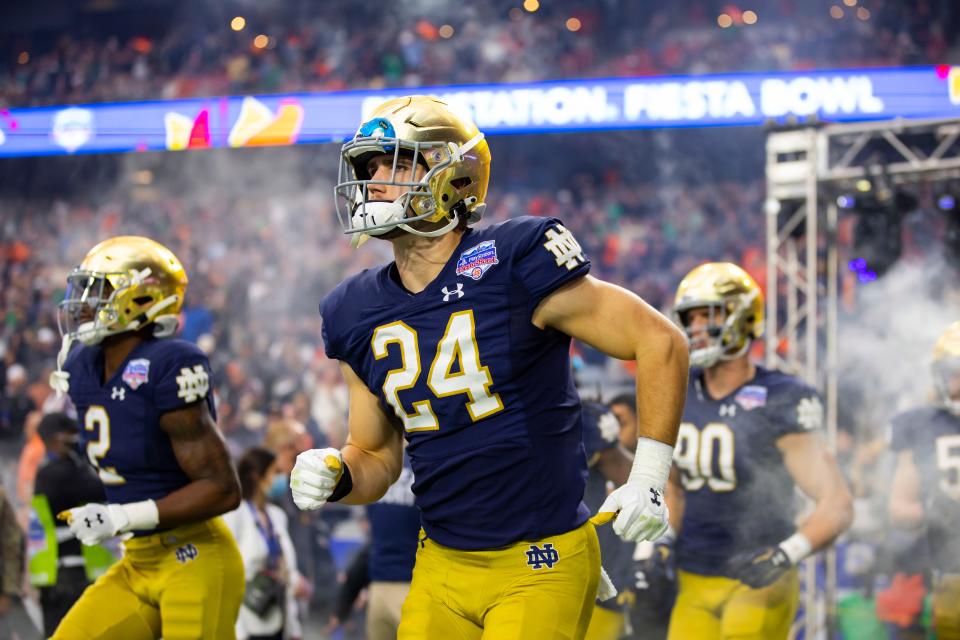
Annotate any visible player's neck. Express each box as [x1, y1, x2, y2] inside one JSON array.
[[392, 229, 464, 294], [100, 330, 148, 383], [703, 356, 755, 400]]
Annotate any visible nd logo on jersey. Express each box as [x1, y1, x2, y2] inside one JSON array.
[[526, 543, 560, 570]]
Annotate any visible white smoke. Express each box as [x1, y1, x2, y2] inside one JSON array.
[[837, 250, 960, 433]]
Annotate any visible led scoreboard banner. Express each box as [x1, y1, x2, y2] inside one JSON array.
[[0, 66, 958, 158]]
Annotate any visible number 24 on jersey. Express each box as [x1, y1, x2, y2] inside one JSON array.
[[372, 310, 503, 431]]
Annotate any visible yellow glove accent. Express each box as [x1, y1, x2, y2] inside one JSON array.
[[589, 511, 617, 526], [56, 510, 73, 525]]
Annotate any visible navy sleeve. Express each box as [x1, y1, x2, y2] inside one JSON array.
[[319, 279, 354, 361], [510, 216, 591, 309], [888, 410, 919, 453], [152, 341, 214, 414], [581, 402, 619, 461], [768, 380, 824, 439]]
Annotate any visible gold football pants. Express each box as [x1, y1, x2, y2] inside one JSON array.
[[934, 573, 960, 640], [398, 521, 601, 640], [667, 568, 799, 640], [52, 517, 244, 640]]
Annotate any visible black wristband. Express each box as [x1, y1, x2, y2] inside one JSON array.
[[327, 462, 354, 503]]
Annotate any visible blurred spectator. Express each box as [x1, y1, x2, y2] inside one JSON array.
[[32, 412, 105, 636], [0, 485, 42, 639], [223, 446, 304, 640]]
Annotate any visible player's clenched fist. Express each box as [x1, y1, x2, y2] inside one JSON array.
[[290, 448, 345, 510], [591, 437, 674, 543], [596, 482, 670, 543]]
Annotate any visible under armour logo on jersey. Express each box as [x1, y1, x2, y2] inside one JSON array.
[[543, 224, 584, 270], [111, 386, 126, 401], [442, 284, 464, 301], [174, 543, 199, 564], [719, 403, 737, 417], [526, 543, 560, 570], [176, 365, 209, 403], [649, 488, 662, 506]]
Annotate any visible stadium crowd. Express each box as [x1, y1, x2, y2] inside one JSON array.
[[1, 0, 956, 108]]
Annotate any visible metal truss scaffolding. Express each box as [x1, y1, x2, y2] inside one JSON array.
[[765, 117, 960, 640]]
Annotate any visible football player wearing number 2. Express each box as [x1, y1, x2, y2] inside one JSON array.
[[290, 95, 689, 640], [49, 237, 244, 640], [666, 263, 853, 640]]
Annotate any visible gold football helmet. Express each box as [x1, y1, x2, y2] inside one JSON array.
[[334, 95, 491, 244], [673, 262, 764, 368], [58, 236, 188, 346], [933, 321, 960, 414]]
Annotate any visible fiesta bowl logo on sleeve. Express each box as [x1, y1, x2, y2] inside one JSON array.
[[52, 108, 94, 152], [456, 240, 499, 281]]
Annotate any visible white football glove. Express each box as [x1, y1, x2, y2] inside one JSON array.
[[290, 447, 344, 511], [591, 437, 674, 543], [58, 499, 159, 546], [59, 503, 128, 546]]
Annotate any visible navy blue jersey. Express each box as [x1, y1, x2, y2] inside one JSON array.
[[321, 216, 591, 550], [676, 366, 822, 576], [581, 401, 636, 608], [64, 337, 215, 518], [366, 454, 420, 582], [890, 407, 960, 572]]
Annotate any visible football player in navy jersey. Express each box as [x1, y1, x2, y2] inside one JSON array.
[[666, 263, 852, 640], [49, 236, 243, 640], [889, 321, 960, 640], [578, 401, 635, 640], [364, 451, 421, 640], [289, 95, 689, 639]]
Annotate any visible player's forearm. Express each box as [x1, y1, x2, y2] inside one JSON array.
[[889, 499, 925, 529], [338, 443, 402, 505], [633, 325, 689, 446], [155, 476, 241, 529], [797, 484, 854, 552]]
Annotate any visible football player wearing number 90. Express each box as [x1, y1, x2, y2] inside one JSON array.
[[888, 322, 960, 640], [665, 263, 853, 640], [290, 95, 689, 640], [49, 237, 244, 640]]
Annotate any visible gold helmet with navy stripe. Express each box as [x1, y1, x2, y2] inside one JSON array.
[[334, 95, 490, 244], [58, 236, 187, 346], [673, 262, 764, 368], [933, 321, 960, 414]]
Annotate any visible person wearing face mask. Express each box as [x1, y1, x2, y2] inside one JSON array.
[[31, 412, 109, 636], [223, 447, 303, 640]]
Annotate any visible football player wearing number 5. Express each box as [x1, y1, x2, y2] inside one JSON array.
[[49, 237, 244, 640], [889, 322, 960, 640], [290, 95, 689, 640], [666, 263, 852, 640]]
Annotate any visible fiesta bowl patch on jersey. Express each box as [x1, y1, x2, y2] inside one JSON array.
[[456, 240, 499, 280]]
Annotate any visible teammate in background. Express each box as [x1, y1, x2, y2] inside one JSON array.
[[888, 321, 960, 640], [364, 452, 420, 640], [579, 400, 652, 640], [609, 393, 639, 454], [666, 263, 853, 640], [50, 236, 244, 640], [290, 95, 689, 639]]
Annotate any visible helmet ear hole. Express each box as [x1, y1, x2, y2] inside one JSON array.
[[451, 177, 472, 190]]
